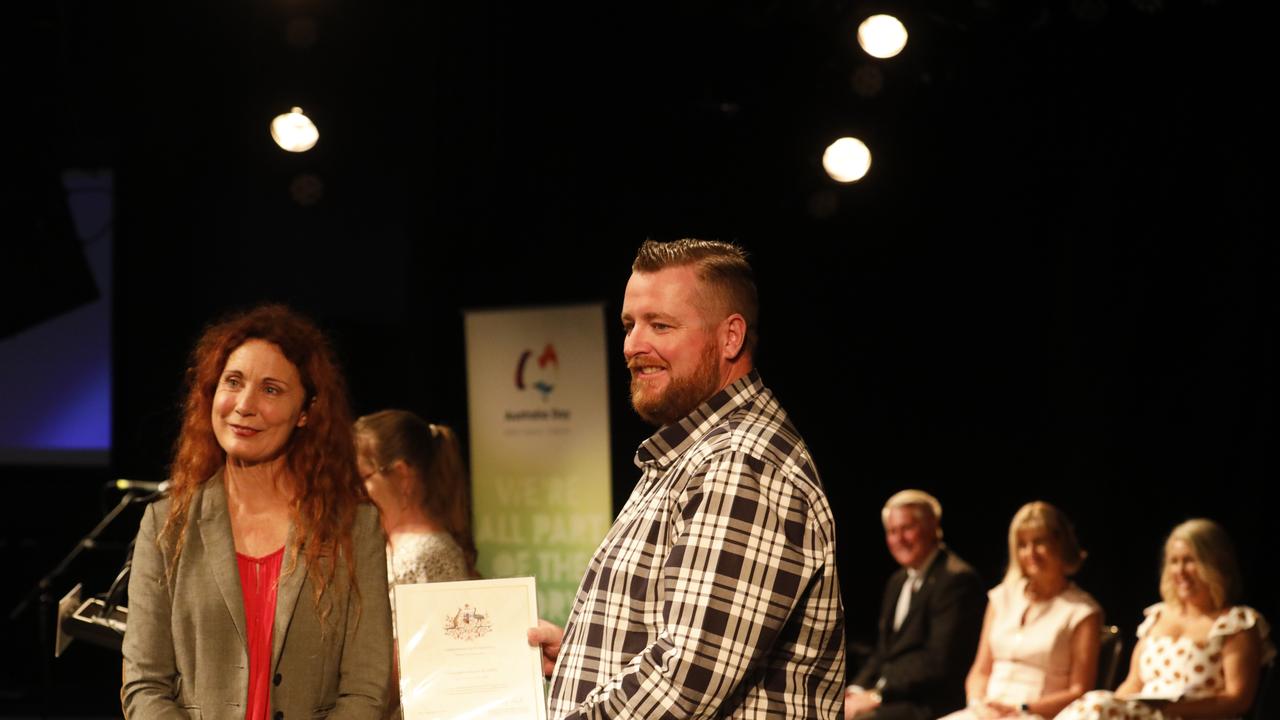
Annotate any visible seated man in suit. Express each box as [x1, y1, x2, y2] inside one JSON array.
[[845, 490, 985, 720]]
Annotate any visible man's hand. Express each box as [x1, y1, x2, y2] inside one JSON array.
[[527, 619, 564, 678], [843, 687, 881, 719]]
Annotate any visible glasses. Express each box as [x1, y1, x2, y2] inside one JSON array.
[[359, 464, 392, 482]]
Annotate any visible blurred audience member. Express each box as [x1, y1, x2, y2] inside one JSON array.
[[942, 501, 1101, 720], [355, 409, 478, 586], [1055, 518, 1273, 720], [355, 409, 479, 719], [846, 490, 985, 720]]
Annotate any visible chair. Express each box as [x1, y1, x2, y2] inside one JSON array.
[[1248, 660, 1275, 720], [846, 639, 874, 682], [1096, 624, 1124, 690]]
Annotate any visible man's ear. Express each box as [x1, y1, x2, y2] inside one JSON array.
[[720, 313, 747, 360]]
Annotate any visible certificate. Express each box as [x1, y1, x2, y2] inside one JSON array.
[[394, 576, 547, 720]]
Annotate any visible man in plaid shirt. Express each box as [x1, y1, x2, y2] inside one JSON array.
[[530, 239, 846, 718]]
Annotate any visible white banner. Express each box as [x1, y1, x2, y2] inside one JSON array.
[[464, 304, 613, 626]]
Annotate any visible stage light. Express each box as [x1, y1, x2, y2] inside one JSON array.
[[270, 107, 319, 153], [823, 137, 872, 183], [857, 15, 908, 59]]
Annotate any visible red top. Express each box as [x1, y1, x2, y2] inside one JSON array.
[[237, 546, 285, 720]]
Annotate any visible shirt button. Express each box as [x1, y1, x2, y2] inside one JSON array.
[[273, 673, 282, 686], [274, 712, 284, 720]]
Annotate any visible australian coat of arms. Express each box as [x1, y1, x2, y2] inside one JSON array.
[[443, 603, 493, 641]]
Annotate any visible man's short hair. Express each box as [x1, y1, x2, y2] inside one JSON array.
[[880, 489, 943, 539], [632, 238, 759, 355]]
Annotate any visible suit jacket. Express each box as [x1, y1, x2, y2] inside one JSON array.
[[121, 472, 392, 719], [853, 546, 985, 718]]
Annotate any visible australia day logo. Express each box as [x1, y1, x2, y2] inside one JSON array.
[[515, 343, 559, 401]]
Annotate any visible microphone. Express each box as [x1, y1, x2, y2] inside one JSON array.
[[114, 479, 171, 493]]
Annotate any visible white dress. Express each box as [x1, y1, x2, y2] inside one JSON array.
[[942, 579, 1102, 720]]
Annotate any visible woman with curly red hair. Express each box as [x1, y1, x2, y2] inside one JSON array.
[[121, 304, 392, 719]]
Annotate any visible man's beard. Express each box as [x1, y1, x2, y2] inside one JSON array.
[[629, 341, 721, 427]]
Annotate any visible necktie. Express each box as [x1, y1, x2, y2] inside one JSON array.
[[893, 571, 916, 631]]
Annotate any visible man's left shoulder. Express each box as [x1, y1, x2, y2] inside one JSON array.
[[708, 394, 814, 472], [695, 395, 836, 522], [930, 548, 983, 588]]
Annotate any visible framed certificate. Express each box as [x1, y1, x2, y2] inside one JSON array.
[[394, 576, 547, 720]]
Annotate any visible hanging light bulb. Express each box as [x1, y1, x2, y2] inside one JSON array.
[[823, 137, 872, 183], [270, 107, 319, 153], [857, 15, 908, 59]]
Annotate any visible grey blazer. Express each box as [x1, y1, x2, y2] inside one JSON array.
[[121, 472, 392, 719]]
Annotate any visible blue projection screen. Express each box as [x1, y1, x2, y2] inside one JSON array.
[[0, 170, 112, 465]]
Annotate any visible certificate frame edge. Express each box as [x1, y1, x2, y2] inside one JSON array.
[[393, 576, 547, 720]]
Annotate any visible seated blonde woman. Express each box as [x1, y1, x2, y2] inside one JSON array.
[[942, 502, 1102, 720], [1055, 518, 1273, 720]]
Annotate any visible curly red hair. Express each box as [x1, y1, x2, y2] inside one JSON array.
[[161, 304, 365, 627]]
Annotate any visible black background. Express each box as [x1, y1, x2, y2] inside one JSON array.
[[4, 0, 1273, 715]]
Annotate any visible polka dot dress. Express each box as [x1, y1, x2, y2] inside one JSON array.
[[1054, 604, 1273, 720]]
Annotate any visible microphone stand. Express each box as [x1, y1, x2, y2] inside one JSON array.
[[7, 490, 140, 716]]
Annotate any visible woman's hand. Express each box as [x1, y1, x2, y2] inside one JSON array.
[[975, 700, 1019, 718]]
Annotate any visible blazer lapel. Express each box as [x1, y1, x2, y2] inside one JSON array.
[[198, 472, 249, 651], [883, 569, 908, 642], [271, 521, 305, 673], [893, 549, 947, 640]]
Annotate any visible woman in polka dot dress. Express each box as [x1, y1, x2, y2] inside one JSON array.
[[1054, 519, 1273, 720]]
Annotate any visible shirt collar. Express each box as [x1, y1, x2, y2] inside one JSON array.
[[635, 369, 765, 470], [906, 545, 941, 586]]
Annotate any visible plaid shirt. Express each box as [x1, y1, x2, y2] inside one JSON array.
[[548, 370, 846, 719]]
